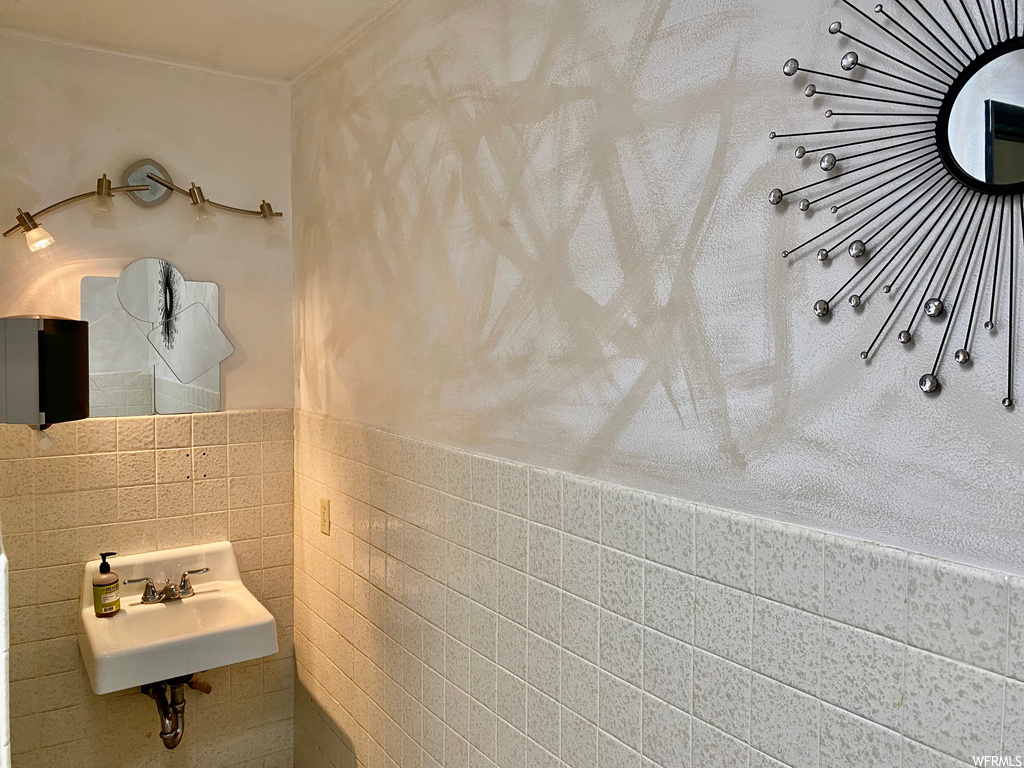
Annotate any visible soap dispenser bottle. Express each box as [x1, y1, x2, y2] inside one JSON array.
[[93, 552, 120, 617]]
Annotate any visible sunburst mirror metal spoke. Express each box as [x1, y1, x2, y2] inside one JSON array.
[[770, 0, 1024, 406]]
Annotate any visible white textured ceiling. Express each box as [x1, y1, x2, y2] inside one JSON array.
[[0, 0, 386, 81]]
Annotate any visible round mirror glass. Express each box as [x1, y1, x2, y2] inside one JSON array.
[[117, 258, 186, 324], [947, 48, 1024, 187]]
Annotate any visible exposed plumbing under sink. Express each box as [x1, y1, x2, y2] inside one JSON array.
[[142, 675, 212, 749]]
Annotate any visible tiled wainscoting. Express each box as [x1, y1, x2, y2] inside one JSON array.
[[293, 409, 1024, 768], [0, 410, 295, 768]]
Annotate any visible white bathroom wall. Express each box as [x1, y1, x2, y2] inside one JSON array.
[[0, 32, 295, 410], [291, 0, 1024, 574]]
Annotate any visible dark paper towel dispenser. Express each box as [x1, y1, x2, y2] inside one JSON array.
[[0, 317, 89, 427]]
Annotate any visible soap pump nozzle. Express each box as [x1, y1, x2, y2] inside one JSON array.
[[99, 551, 116, 574]]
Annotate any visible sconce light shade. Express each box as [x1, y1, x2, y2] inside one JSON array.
[[16, 210, 54, 252], [188, 183, 214, 221], [94, 174, 115, 214], [25, 226, 55, 252], [193, 200, 214, 221]]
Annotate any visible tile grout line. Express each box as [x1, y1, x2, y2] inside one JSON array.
[[556, 473, 564, 766], [1001, 576, 1011, 760], [524, 462, 532, 764], [691, 502, 696, 768], [596, 475, 605, 764], [814, 529, 824, 767], [746, 515, 754, 753], [443, 447, 450, 768], [899, 552, 909, 768], [638, 485, 645, 763]]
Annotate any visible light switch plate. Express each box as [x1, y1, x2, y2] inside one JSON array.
[[320, 499, 331, 535]]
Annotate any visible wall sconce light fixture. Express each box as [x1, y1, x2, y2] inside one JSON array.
[[2, 159, 284, 253], [5, 173, 148, 252]]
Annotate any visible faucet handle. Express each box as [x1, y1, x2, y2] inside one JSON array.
[[124, 577, 159, 603], [179, 568, 209, 597]]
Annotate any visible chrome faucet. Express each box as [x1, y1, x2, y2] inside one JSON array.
[[125, 568, 210, 604], [178, 568, 209, 597]]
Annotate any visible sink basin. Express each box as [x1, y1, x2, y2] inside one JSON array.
[[79, 541, 277, 695]]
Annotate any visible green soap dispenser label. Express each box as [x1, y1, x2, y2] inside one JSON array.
[[94, 583, 120, 615]]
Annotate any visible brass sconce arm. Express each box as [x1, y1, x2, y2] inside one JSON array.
[[147, 173, 283, 219], [2, 180, 150, 238]]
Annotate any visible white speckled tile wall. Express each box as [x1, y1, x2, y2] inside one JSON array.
[[0, 541, 9, 768], [0, 411, 295, 768], [293, 410, 1024, 768]]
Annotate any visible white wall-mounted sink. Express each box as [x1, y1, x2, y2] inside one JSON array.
[[78, 541, 277, 695]]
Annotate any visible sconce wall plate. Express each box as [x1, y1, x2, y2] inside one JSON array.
[[769, 0, 1023, 407], [121, 159, 174, 208]]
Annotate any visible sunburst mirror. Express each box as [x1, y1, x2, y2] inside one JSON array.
[[770, 0, 1024, 405]]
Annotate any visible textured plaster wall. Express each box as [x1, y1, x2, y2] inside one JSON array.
[[0, 33, 295, 409], [292, 0, 1024, 574]]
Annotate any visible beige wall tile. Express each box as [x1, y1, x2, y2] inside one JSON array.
[[35, 493, 76, 531], [35, 457, 77, 495], [0, 497, 35, 538], [193, 412, 228, 446], [116, 417, 154, 452], [261, 409, 294, 442], [78, 488, 118, 526], [193, 478, 228, 515], [193, 445, 228, 480], [0, 425, 34, 460], [195, 511, 229, 544], [76, 419, 117, 455], [77, 454, 117, 491], [229, 411, 263, 444], [117, 485, 156, 522], [32, 422, 76, 458], [116, 451, 155, 487], [155, 415, 192, 449], [156, 448, 194, 484], [229, 443, 264, 477], [158, 481, 194, 518]]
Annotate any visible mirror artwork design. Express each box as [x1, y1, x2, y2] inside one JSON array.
[[81, 259, 234, 416], [770, 0, 1024, 405]]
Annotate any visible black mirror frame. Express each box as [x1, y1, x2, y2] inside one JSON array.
[[935, 36, 1024, 195]]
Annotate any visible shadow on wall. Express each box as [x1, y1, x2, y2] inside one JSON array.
[[295, 684, 356, 768], [291, 0, 774, 475], [291, 0, 1024, 574]]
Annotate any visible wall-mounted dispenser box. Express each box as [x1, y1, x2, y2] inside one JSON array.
[[0, 316, 89, 427]]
